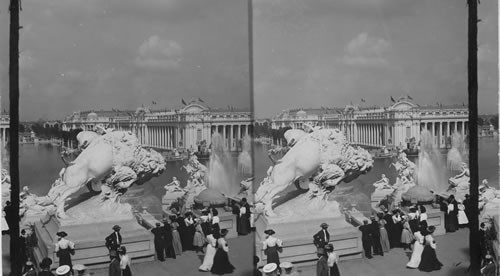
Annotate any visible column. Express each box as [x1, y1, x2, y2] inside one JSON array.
[[230, 125, 234, 151], [222, 125, 227, 149], [454, 121, 458, 134], [439, 122, 443, 148]]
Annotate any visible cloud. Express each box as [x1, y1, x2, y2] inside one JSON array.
[[478, 43, 495, 63], [19, 51, 36, 70], [135, 36, 183, 70], [342, 33, 390, 67], [342, 56, 388, 67]]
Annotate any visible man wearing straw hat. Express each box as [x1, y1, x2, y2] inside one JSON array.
[[262, 263, 278, 276], [22, 260, 37, 276], [73, 264, 90, 276], [313, 223, 330, 255], [280, 261, 300, 276], [105, 225, 122, 259], [55, 265, 71, 276]]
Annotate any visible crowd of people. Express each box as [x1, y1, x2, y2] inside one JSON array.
[[356, 205, 445, 272], [149, 206, 237, 275]]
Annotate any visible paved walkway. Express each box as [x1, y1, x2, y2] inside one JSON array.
[[90, 234, 253, 276], [0, 233, 253, 276], [295, 227, 471, 276]]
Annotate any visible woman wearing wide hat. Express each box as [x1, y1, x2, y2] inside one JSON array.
[[118, 246, 132, 276], [210, 229, 235, 275], [55, 265, 71, 276], [418, 226, 443, 272], [325, 244, 341, 276], [169, 215, 183, 255], [199, 226, 218, 272], [55, 231, 75, 273], [263, 229, 283, 273]]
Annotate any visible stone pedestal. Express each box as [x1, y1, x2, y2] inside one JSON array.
[[371, 189, 393, 205], [254, 214, 362, 267], [33, 214, 154, 269], [161, 191, 185, 211]]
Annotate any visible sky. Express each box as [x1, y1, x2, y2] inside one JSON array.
[[0, 0, 250, 121], [253, 0, 498, 118]]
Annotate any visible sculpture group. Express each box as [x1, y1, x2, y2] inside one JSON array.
[[254, 126, 374, 217], [20, 129, 166, 223]]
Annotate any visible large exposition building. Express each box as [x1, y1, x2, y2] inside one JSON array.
[[61, 101, 252, 152], [271, 96, 468, 149]]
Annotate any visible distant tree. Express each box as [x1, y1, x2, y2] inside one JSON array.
[[478, 116, 484, 126], [490, 115, 498, 130]]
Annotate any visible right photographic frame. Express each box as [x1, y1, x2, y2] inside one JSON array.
[[251, 0, 498, 275]]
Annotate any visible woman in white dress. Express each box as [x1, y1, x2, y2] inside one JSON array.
[[406, 222, 426, 269], [118, 246, 132, 276], [457, 200, 469, 227], [199, 228, 219, 272], [419, 205, 428, 222]]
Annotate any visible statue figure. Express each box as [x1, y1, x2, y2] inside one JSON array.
[[391, 152, 416, 185], [164, 177, 185, 193], [183, 153, 208, 188], [373, 174, 391, 191], [254, 127, 373, 217], [182, 154, 208, 206], [21, 130, 166, 220], [448, 162, 470, 190], [388, 152, 417, 206]]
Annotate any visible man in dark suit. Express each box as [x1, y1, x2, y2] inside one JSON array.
[[151, 222, 165, 261], [162, 219, 176, 259], [105, 225, 122, 259], [370, 216, 383, 256], [359, 220, 373, 259], [313, 223, 330, 254]]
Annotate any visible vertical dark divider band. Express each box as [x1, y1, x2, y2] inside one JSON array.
[[248, 0, 256, 266], [9, 0, 21, 275], [467, 0, 480, 275]]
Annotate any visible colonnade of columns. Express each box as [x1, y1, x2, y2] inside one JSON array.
[[357, 123, 387, 147], [211, 124, 252, 151], [132, 123, 252, 151], [1, 127, 8, 145], [420, 120, 468, 148]]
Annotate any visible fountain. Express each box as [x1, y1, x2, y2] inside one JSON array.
[[205, 132, 239, 197], [447, 132, 466, 171], [238, 135, 253, 176], [402, 130, 447, 204]]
